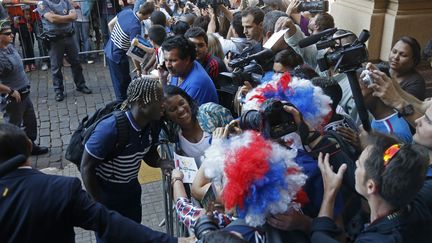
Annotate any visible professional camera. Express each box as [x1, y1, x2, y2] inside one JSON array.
[[298, 0, 328, 13], [219, 63, 263, 87], [194, 215, 220, 241], [240, 100, 298, 139], [313, 30, 370, 72], [298, 28, 372, 132], [219, 49, 274, 87]]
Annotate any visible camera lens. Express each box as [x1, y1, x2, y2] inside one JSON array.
[[194, 215, 219, 240], [239, 110, 262, 132]]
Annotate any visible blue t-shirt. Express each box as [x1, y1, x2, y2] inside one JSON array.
[[85, 111, 159, 183], [104, 9, 141, 64], [371, 112, 413, 143], [170, 61, 219, 105]]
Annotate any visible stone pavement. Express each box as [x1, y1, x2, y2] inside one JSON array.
[[26, 59, 168, 242]]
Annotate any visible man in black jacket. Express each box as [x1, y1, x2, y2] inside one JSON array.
[[0, 122, 187, 243]]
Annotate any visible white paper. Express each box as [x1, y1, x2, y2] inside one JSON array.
[[263, 28, 289, 50], [174, 152, 198, 184]]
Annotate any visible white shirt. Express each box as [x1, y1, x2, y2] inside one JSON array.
[[178, 131, 212, 168]]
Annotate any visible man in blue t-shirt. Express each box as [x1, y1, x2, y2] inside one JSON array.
[[161, 36, 219, 105], [81, 77, 173, 243], [104, 2, 154, 101]]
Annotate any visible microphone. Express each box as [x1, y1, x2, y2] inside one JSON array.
[[229, 49, 274, 68], [0, 154, 27, 178], [298, 28, 337, 48]]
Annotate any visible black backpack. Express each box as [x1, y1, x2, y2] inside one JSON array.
[[65, 101, 131, 169]]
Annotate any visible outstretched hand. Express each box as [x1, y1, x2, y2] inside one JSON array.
[[317, 153, 347, 196]]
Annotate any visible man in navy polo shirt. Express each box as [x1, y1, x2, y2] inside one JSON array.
[[81, 77, 172, 243], [104, 2, 155, 101], [161, 36, 219, 106]]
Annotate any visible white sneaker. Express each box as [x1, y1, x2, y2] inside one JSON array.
[[41, 63, 48, 71], [87, 60, 94, 64]]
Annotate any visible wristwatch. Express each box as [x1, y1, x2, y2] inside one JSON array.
[[397, 104, 414, 117]]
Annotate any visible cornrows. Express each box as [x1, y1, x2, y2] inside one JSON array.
[[121, 77, 160, 110]]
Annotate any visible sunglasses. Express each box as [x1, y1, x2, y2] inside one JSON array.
[[1, 32, 12, 36]]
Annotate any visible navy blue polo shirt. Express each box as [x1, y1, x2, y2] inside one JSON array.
[[104, 9, 141, 64], [85, 111, 159, 183]]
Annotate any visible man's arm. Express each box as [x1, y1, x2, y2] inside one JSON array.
[[69, 178, 180, 242], [108, 16, 118, 33], [80, 150, 102, 202], [43, 10, 77, 24], [366, 63, 428, 126]]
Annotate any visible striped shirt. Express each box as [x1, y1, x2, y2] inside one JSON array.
[[104, 9, 141, 63], [85, 111, 156, 183]]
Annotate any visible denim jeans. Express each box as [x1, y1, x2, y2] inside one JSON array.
[[74, 21, 92, 61]]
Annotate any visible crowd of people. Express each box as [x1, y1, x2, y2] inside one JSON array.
[[0, 0, 432, 242]]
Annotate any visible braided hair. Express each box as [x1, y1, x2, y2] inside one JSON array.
[[122, 77, 161, 110]]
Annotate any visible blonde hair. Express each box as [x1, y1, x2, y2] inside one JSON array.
[[207, 33, 224, 60]]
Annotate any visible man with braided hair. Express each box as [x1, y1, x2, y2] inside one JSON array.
[[81, 77, 173, 243]]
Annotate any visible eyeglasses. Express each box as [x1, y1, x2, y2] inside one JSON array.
[[1, 32, 12, 36]]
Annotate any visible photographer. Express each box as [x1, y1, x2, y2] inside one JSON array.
[[275, 9, 335, 71], [365, 62, 432, 126], [356, 67, 413, 143]]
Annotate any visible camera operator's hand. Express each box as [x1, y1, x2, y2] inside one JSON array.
[[282, 105, 303, 127], [318, 152, 347, 201], [365, 63, 403, 109], [286, 0, 300, 16], [240, 81, 253, 96], [274, 16, 296, 38], [224, 51, 234, 72], [336, 127, 361, 152], [227, 120, 242, 136], [267, 209, 312, 232]]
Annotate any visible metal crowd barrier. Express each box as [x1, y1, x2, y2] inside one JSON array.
[[158, 129, 188, 237], [4, 0, 119, 63]]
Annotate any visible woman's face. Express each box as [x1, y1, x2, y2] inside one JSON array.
[[388, 40, 415, 73], [164, 94, 193, 127]]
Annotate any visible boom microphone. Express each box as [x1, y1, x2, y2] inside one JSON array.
[[298, 28, 337, 48], [0, 154, 27, 178]]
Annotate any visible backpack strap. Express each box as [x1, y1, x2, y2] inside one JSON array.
[[109, 111, 131, 159]]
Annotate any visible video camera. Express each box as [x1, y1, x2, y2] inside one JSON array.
[[298, 0, 329, 13], [299, 28, 370, 72], [219, 48, 274, 87], [240, 100, 297, 139], [298, 28, 372, 131]]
